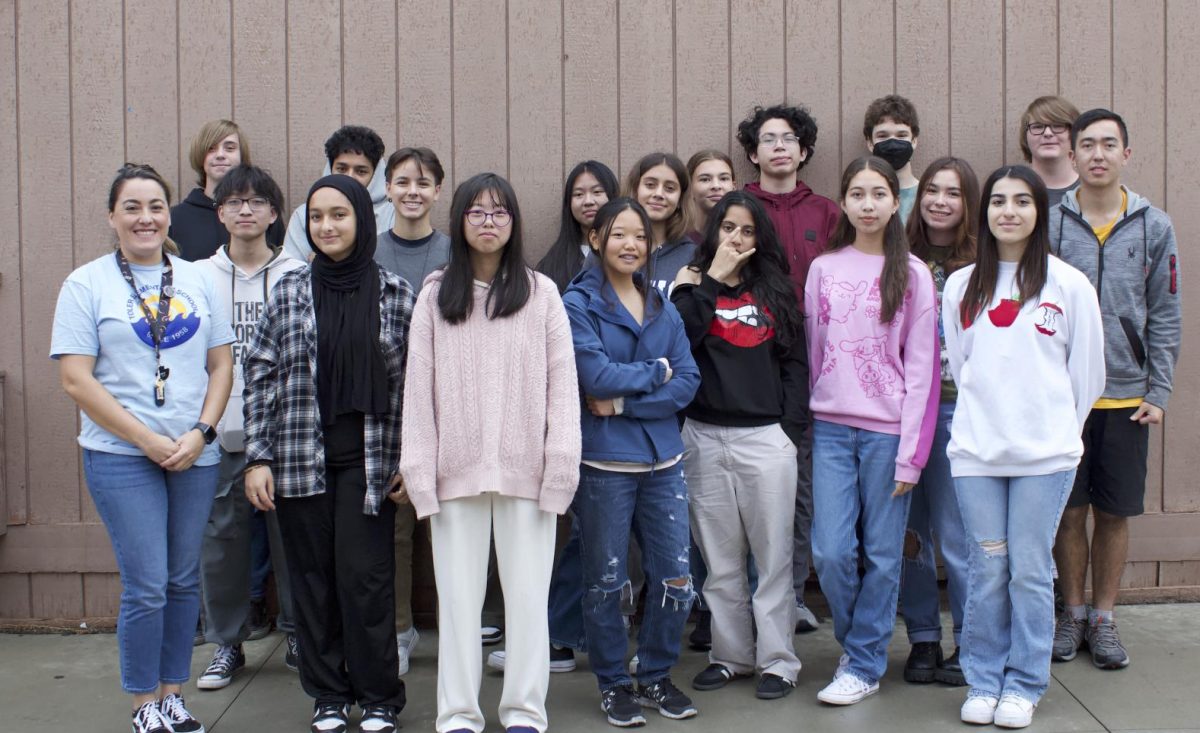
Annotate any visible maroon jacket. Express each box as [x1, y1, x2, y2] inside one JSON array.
[[745, 180, 840, 311]]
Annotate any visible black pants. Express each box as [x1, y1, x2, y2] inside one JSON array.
[[276, 466, 405, 709]]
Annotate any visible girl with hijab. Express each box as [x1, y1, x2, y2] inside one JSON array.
[[243, 174, 415, 733]]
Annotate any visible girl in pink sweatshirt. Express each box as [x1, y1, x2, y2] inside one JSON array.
[[398, 173, 581, 733], [803, 156, 939, 706]]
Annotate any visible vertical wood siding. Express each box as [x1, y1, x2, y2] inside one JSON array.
[[1, 0, 1198, 617]]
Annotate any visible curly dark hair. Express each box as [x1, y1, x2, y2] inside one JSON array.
[[862, 95, 921, 140], [324, 125, 385, 170], [735, 104, 819, 172]]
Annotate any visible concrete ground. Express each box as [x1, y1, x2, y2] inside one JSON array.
[[1, 604, 1197, 732]]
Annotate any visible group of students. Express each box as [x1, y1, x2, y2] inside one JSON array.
[[49, 91, 1180, 733]]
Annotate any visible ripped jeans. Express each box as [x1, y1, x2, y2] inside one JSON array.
[[574, 463, 694, 692], [954, 471, 1074, 703]]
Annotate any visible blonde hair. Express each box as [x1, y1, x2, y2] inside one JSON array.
[[1018, 96, 1079, 162], [187, 119, 249, 188]]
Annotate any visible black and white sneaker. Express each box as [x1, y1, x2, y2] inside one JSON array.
[[691, 663, 751, 691], [197, 644, 245, 690], [600, 685, 647, 727], [159, 693, 205, 733], [285, 633, 300, 672], [358, 704, 398, 733], [637, 678, 698, 719], [310, 702, 350, 733], [246, 598, 272, 641], [481, 625, 504, 645], [131, 701, 171, 733]]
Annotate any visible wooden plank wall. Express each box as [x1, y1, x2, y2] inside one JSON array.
[[1, 0, 1198, 619]]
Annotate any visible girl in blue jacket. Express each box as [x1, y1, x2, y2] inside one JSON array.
[[561, 197, 701, 727]]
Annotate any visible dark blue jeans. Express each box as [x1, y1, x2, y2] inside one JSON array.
[[546, 517, 587, 651], [575, 463, 694, 691]]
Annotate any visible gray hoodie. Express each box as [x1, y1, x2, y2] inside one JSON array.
[[196, 246, 306, 452], [1048, 187, 1181, 409]]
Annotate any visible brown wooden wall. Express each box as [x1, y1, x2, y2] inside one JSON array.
[[1, 0, 1199, 620]]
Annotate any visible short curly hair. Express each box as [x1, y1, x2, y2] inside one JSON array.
[[862, 95, 920, 140], [324, 125, 385, 170], [735, 105, 819, 172]]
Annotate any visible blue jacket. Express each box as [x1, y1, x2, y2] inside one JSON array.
[[562, 266, 700, 464]]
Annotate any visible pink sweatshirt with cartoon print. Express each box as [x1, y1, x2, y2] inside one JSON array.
[[804, 246, 940, 484]]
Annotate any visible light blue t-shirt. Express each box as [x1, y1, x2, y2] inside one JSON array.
[[50, 252, 235, 465], [899, 184, 918, 225]]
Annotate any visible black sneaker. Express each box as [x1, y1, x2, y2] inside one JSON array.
[[131, 700, 171, 733], [755, 673, 795, 700], [159, 693, 205, 733], [935, 646, 967, 686], [197, 644, 245, 690], [600, 685, 647, 727], [691, 663, 750, 691], [903, 641, 942, 683], [285, 633, 300, 672], [246, 598, 272, 641], [637, 678, 698, 719], [688, 610, 712, 651], [358, 704, 398, 733], [310, 702, 350, 733]]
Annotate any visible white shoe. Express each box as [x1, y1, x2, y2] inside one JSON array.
[[396, 627, 419, 676], [960, 694, 999, 724], [487, 647, 577, 673], [817, 672, 878, 705], [994, 694, 1035, 728], [834, 654, 850, 678], [628, 654, 639, 676], [481, 625, 504, 645]]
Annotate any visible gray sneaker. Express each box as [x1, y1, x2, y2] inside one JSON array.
[[1085, 618, 1130, 669], [795, 602, 820, 633], [1052, 613, 1086, 662]]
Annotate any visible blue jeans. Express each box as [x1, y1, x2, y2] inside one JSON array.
[[575, 464, 693, 691], [811, 420, 911, 685], [83, 450, 219, 693], [546, 517, 587, 651], [955, 470, 1074, 703], [900, 402, 969, 645]]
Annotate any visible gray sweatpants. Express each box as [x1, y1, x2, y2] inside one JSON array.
[[200, 449, 294, 645], [683, 419, 800, 681]]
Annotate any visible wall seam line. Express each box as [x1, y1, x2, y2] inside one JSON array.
[[66, 0, 79, 522], [12, 0, 29, 530]]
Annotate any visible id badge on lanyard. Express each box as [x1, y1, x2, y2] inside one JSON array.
[[115, 251, 174, 407]]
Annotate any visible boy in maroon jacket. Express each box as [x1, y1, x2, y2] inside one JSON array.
[[736, 103, 836, 633]]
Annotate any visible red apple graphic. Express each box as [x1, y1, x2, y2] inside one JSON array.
[[987, 298, 1021, 328]]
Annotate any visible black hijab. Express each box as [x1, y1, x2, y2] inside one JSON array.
[[306, 174, 389, 426]]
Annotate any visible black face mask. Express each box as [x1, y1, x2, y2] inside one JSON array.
[[872, 138, 914, 171]]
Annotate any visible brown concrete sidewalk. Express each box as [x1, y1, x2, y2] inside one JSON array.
[[1, 603, 1197, 732]]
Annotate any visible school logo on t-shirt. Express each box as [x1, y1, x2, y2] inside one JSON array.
[[709, 292, 774, 348], [125, 286, 201, 348]]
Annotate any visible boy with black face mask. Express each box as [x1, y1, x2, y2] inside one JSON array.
[[864, 95, 921, 223]]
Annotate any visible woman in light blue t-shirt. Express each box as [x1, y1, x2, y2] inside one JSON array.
[[50, 164, 234, 733]]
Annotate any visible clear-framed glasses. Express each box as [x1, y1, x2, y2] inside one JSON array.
[[1027, 122, 1069, 135], [465, 208, 512, 227], [758, 133, 801, 147], [221, 196, 271, 213]]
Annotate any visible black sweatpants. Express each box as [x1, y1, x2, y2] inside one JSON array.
[[276, 466, 406, 709]]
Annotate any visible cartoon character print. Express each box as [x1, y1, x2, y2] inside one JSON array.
[[819, 341, 837, 377], [818, 277, 867, 325], [839, 335, 901, 397], [929, 261, 953, 386], [1034, 301, 1064, 336], [708, 291, 774, 348]]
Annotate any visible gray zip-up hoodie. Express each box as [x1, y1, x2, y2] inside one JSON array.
[[1048, 187, 1181, 409]]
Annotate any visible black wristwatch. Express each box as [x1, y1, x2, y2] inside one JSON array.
[[192, 422, 218, 445]]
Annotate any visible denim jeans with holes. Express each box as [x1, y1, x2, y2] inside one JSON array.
[[574, 463, 693, 691]]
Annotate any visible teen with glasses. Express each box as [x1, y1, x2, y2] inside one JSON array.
[[1019, 96, 1081, 207]]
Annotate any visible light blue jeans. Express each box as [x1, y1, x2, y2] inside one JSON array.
[[955, 470, 1075, 703], [83, 450, 219, 693], [811, 420, 911, 685], [900, 402, 969, 645]]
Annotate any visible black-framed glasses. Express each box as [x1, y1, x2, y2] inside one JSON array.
[[221, 197, 271, 213], [1027, 122, 1069, 135], [465, 208, 512, 227], [758, 133, 801, 146]]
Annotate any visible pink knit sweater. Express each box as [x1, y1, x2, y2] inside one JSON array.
[[400, 270, 582, 519]]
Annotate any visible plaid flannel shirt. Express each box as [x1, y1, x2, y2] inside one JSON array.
[[243, 266, 415, 515]]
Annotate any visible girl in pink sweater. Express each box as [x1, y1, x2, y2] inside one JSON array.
[[398, 173, 581, 733], [803, 156, 939, 706]]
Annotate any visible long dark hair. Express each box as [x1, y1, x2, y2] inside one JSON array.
[[959, 165, 1050, 328], [687, 191, 802, 348], [438, 172, 532, 323], [536, 160, 618, 293], [589, 197, 660, 315], [827, 156, 910, 324], [906, 157, 979, 273], [622, 152, 689, 245]]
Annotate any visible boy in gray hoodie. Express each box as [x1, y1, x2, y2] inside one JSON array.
[[1048, 109, 1182, 671], [195, 165, 306, 689]]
